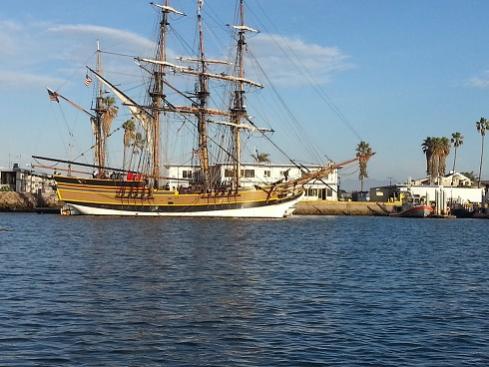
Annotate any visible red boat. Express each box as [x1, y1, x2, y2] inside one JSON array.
[[390, 194, 433, 218]]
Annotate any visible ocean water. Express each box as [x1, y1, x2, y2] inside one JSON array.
[[1, 213, 489, 366]]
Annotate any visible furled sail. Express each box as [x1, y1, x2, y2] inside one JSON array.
[[150, 3, 186, 16], [136, 57, 264, 88], [207, 119, 274, 133]]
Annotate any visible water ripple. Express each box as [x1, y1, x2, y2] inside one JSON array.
[[1, 214, 489, 365]]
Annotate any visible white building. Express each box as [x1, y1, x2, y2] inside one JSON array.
[[405, 172, 484, 204], [370, 171, 485, 205], [410, 172, 472, 187], [0, 164, 55, 195], [162, 162, 338, 201], [408, 185, 484, 204]]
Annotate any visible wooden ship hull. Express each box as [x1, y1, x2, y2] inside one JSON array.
[[55, 176, 303, 218]]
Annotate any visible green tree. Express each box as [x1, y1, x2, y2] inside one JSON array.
[[251, 150, 270, 163], [133, 132, 145, 153], [422, 137, 435, 182], [355, 141, 374, 192], [450, 132, 464, 185], [436, 137, 451, 178], [421, 136, 438, 184], [476, 117, 489, 187], [122, 118, 136, 170], [461, 171, 477, 183], [421, 136, 450, 183], [101, 96, 118, 138]]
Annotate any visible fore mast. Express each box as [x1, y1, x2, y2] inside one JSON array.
[[230, 0, 256, 190]]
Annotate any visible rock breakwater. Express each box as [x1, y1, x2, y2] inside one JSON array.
[[0, 192, 59, 212]]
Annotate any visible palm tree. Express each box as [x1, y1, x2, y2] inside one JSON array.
[[422, 136, 450, 183], [450, 132, 464, 185], [437, 137, 451, 178], [101, 96, 118, 138], [355, 141, 374, 192], [122, 118, 136, 170], [476, 117, 489, 187], [133, 132, 145, 153], [422, 137, 435, 183], [251, 150, 271, 163]]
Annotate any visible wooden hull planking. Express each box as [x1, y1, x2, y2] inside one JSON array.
[[54, 176, 303, 218]]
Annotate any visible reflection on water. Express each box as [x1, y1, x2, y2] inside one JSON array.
[[1, 214, 489, 365]]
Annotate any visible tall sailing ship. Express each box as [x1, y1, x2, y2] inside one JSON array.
[[35, 0, 356, 218]]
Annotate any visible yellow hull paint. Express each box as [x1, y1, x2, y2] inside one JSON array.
[[55, 176, 302, 210]]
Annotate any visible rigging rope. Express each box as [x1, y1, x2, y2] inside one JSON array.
[[250, 1, 364, 143], [248, 50, 322, 163]]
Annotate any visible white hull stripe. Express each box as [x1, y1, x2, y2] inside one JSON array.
[[68, 194, 303, 218]]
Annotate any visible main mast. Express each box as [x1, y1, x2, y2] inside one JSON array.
[[231, 0, 247, 190], [150, 1, 169, 188], [196, 0, 211, 190], [125, 0, 260, 190]]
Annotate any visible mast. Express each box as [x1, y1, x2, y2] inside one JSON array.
[[196, 0, 211, 190], [231, 0, 247, 190], [94, 40, 106, 177], [149, 1, 169, 188]]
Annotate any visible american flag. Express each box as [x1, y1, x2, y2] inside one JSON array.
[[47, 88, 59, 103], [84, 74, 93, 87]]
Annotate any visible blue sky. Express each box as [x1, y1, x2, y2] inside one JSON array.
[[2, 0, 489, 187]]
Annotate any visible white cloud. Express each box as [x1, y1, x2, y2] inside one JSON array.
[[0, 18, 352, 92], [0, 20, 24, 55], [0, 15, 350, 92], [0, 70, 63, 88], [468, 71, 489, 89], [0, 19, 155, 90], [47, 24, 154, 52], [0, 19, 23, 32], [248, 33, 352, 87]]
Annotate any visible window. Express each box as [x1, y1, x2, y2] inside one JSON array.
[[182, 170, 193, 179], [306, 188, 318, 197], [264, 170, 271, 178], [226, 169, 254, 178]]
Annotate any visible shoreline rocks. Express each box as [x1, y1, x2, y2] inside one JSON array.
[[0, 192, 59, 212]]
